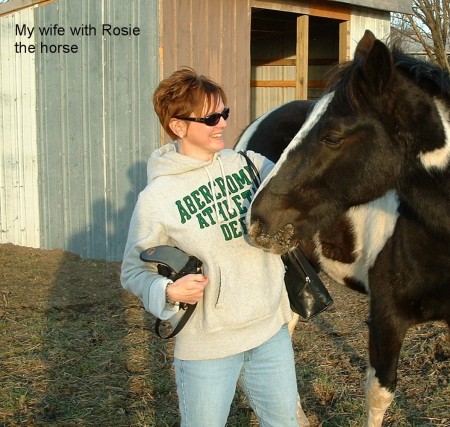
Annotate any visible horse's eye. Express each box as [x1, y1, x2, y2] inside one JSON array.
[[321, 135, 343, 146]]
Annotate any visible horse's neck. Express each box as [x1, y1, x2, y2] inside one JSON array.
[[395, 99, 450, 237], [419, 100, 450, 169]]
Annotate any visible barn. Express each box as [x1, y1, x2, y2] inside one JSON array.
[[0, 0, 412, 261]]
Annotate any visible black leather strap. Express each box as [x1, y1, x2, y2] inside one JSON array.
[[141, 247, 202, 339], [239, 150, 261, 187], [155, 302, 197, 339]]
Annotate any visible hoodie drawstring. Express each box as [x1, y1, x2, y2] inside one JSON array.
[[203, 155, 236, 223]]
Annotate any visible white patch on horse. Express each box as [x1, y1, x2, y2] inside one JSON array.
[[251, 92, 334, 197], [365, 367, 394, 427], [314, 190, 399, 291], [234, 105, 282, 152], [419, 99, 450, 170]]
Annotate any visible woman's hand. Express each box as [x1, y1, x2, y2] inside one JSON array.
[[167, 274, 208, 305]]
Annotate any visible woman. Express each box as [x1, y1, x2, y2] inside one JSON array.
[[121, 67, 307, 426]]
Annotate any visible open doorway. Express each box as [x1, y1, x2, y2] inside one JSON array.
[[250, 8, 341, 120]]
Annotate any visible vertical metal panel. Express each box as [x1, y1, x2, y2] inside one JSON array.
[[103, 0, 159, 261], [35, 0, 159, 260], [36, 0, 105, 259], [349, 8, 391, 55], [0, 8, 40, 247], [160, 0, 251, 148]]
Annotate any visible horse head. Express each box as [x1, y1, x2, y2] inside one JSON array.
[[248, 30, 449, 254]]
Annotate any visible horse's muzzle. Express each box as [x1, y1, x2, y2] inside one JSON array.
[[248, 220, 296, 255]]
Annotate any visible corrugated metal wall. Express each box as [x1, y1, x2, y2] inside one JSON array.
[[1, 0, 160, 261], [35, 0, 159, 261], [0, 8, 40, 247]]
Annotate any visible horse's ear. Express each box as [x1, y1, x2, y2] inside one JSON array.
[[354, 30, 376, 59], [354, 31, 393, 95], [363, 39, 393, 95]]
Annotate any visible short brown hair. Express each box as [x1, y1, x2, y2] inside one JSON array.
[[153, 67, 227, 140]]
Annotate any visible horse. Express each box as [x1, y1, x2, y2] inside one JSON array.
[[246, 30, 450, 427], [235, 99, 316, 162], [236, 102, 400, 298]]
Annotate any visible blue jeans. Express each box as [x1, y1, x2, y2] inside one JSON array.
[[174, 324, 300, 427]]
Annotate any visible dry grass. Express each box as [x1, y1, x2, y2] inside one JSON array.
[[0, 243, 448, 426]]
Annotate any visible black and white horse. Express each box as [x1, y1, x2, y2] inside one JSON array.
[[236, 102, 399, 297], [245, 30, 450, 426], [235, 100, 315, 163]]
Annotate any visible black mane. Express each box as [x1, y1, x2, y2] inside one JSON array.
[[393, 50, 450, 101], [328, 45, 450, 111], [326, 59, 364, 111]]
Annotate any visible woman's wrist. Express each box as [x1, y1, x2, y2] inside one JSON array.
[[165, 283, 179, 307]]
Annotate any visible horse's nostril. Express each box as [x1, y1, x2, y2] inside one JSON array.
[[248, 219, 265, 244], [272, 223, 295, 252], [248, 220, 295, 254], [248, 219, 271, 248]]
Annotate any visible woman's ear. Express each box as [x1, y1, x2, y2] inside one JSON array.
[[169, 118, 187, 139]]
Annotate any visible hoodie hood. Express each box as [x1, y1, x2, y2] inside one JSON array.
[[147, 142, 218, 182], [147, 142, 234, 222]]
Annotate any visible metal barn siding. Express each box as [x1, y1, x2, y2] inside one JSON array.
[[349, 7, 391, 53], [0, 8, 40, 247], [159, 0, 251, 148], [34, 0, 159, 261], [102, 0, 160, 261]]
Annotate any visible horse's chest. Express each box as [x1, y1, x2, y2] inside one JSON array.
[[368, 222, 450, 321]]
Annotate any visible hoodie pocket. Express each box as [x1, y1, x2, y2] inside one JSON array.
[[213, 260, 284, 328], [214, 267, 223, 307]]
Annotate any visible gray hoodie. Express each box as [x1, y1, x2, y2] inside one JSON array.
[[121, 143, 292, 360]]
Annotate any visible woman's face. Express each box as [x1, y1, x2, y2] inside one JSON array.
[[174, 99, 228, 160]]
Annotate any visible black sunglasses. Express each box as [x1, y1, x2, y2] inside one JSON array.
[[175, 107, 230, 127]]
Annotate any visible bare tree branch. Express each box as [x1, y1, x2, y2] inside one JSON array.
[[392, 0, 450, 72]]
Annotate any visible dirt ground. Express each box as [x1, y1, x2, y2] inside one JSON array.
[[0, 243, 449, 426]]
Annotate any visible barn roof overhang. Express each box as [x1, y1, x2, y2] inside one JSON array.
[[327, 0, 412, 14]]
